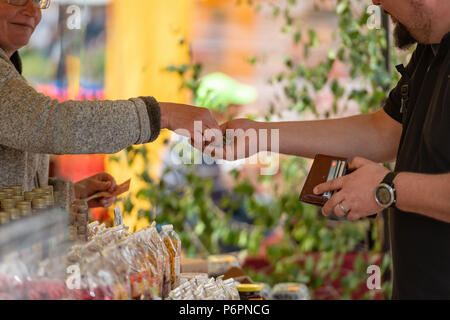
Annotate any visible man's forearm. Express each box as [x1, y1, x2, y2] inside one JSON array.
[[394, 172, 450, 223], [254, 109, 402, 162]]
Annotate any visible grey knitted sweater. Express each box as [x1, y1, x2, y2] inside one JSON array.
[[0, 48, 161, 192]]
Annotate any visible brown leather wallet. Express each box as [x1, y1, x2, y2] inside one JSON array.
[[299, 154, 349, 207]]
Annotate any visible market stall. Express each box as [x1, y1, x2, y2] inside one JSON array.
[[0, 183, 310, 300]]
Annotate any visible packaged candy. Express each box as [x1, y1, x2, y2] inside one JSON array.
[[160, 224, 181, 290]]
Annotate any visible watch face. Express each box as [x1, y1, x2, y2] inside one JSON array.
[[376, 186, 392, 206]]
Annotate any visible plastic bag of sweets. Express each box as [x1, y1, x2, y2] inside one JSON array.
[[120, 238, 155, 299], [101, 245, 133, 299], [69, 255, 124, 300], [131, 236, 162, 300], [160, 224, 181, 289], [145, 225, 171, 297], [133, 233, 163, 299], [0, 258, 30, 299], [217, 278, 240, 300], [105, 238, 160, 300]]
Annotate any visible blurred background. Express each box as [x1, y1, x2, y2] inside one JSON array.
[[20, 0, 412, 299]]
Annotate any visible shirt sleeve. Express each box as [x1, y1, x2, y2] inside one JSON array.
[[0, 59, 159, 155], [383, 45, 425, 123]]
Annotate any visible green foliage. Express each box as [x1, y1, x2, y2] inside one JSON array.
[[117, 0, 403, 299]]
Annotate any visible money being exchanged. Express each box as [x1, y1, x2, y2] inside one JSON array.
[[83, 179, 131, 202]]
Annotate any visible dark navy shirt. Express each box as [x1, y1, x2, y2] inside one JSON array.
[[383, 33, 450, 299]]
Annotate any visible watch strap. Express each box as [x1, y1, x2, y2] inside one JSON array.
[[381, 171, 399, 187], [380, 171, 399, 208]]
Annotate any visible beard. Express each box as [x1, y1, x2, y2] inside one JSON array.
[[394, 22, 417, 50]]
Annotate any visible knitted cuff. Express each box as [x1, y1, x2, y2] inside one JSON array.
[[139, 96, 161, 142]]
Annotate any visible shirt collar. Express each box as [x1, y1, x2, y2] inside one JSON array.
[[431, 44, 440, 56], [430, 32, 450, 58]]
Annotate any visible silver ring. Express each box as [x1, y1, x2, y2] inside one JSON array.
[[339, 202, 350, 214]]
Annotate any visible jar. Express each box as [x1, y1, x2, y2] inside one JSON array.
[[1, 198, 15, 210], [32, 197, 47, 212], [40, 185, 54, 195], [10, 186, 23, 196], [16, 201, 32, 217], [0, 211, 9, 225], [41, 194, 54, 207], [6, 207, 20, 221], [270, 283, 310, 300], [24, 191, 37, 201], [236, 284, 264, 300], [0, 192, 9, 200], [32, 188, 45, 195]]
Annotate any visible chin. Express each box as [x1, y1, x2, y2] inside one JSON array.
[[11, 38, 31, 50]]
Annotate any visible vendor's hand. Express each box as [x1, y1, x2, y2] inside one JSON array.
[[74, 172, 117, 208], [160, 102, 221, 146], [313, 157, 390, 221], [219, 118, 260, 160]]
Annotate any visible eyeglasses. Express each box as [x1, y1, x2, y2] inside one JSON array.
[[4, 0, 51, 9]]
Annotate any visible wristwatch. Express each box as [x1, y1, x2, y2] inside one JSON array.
[[374, 171, 399, 209]]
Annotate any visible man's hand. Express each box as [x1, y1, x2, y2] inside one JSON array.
[[74, 172, 117, 208], [219, 118, 260, 160], [313, 157, 390, 221]]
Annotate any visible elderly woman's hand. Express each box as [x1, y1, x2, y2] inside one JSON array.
[[160, 102, 221, 140], [74, 172, 118, 208]]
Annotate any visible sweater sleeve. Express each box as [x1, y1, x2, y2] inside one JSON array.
[[0, 59, 161, 155]]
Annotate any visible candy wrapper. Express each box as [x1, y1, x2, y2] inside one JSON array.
[[167, 275, 240, 300]]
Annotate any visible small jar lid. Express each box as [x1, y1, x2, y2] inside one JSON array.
[[236, 284, 264, 293]]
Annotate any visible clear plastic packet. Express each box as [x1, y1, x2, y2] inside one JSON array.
[[0, 258, 29, 299], [70, 199, 89, 242], [146, 225, 171, 297], [95, 225, 130, 247], [132, 228, 163, 298], [217, 278, 240, 300], [207, 254, 240, 278], [223, 278, 240, 300], [87, 221, 99, 240], [270, 282, 310, 300], [179, 272, 208, 286], [160, 224, 181, 290]]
